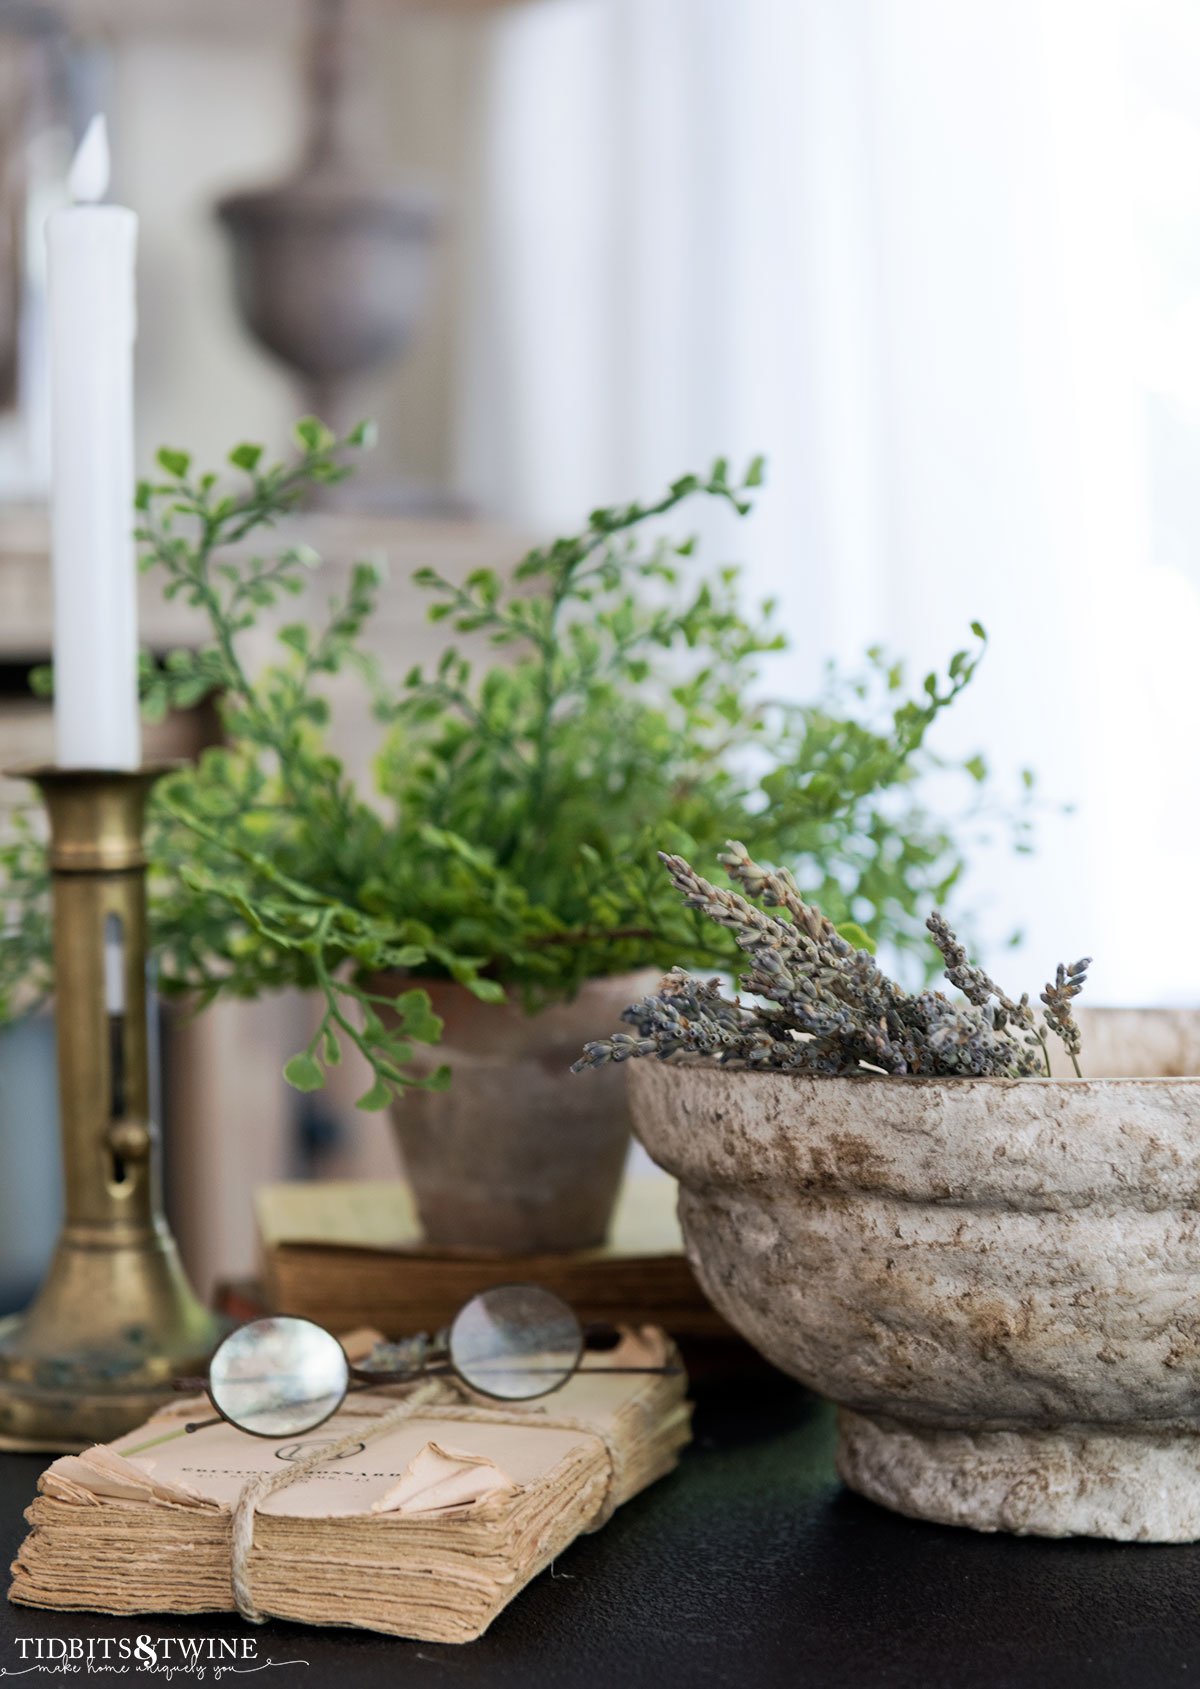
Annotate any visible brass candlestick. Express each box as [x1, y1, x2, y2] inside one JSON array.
[[0, 767, 222, 1452]]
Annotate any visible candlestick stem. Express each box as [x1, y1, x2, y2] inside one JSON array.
[[0, 766, 222, 1451]]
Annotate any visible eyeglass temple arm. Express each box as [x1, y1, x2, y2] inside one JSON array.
[[576, 1365, 682, 1375], [346, 1361, 682, 1384], [177, 1359, 681, 1394]]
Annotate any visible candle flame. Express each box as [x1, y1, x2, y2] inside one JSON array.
[[68, 114, 110, 205]]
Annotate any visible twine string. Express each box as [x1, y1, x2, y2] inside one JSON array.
[[229, 1379, 625, 1624]]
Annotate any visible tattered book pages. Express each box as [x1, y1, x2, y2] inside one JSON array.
[[9, 1332, 691, 1643]]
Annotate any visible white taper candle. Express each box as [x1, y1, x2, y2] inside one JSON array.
[[46, 115, 141, 770]]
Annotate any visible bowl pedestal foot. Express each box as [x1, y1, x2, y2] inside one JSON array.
[[837, 1408, 1200, 1542]]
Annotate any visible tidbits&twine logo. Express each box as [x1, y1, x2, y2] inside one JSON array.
[[2, 1635, 309, 1679]]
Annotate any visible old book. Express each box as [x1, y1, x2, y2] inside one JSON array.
[[10, 1331, 689, 1643], [257, 1174, 733, 1340]]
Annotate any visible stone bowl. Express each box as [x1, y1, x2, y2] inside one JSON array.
[[628, 1060, 1200, 1540]]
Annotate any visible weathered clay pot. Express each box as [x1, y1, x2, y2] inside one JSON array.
[[390, 973, 657, 1253], [629, 1060, 1200, 1540]]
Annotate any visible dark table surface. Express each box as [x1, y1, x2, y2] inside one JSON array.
[[0, 1380, 1195, 1689]]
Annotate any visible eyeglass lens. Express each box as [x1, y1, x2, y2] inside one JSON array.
[[208, 1317, 350, 1437], [448, 1283, 584, 1400], [207, 1286, 590, 1434]]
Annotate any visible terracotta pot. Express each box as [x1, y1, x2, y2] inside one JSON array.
[[629, 1060, 1200, 1540], [389, 972, 658, 1253]]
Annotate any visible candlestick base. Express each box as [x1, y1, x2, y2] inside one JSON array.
[[0, 764, 224, 1451], [0, 1233, 221, 1452]]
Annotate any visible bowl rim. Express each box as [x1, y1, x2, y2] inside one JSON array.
[[626, 1060, 1200, 1089]]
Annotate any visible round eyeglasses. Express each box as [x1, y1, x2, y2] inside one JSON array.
[[167, 1283, 677, 1442]]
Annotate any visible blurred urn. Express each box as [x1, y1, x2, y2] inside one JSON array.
[[216, 0, 438, 435]]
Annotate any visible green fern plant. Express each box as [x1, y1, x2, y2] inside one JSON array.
[[0, 419, 1034, 1108]]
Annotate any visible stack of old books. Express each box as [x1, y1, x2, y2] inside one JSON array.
[[10, 1331, 689, 1643]]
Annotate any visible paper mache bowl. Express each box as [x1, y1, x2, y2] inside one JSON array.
[[628, 1058, 1200, 1541]]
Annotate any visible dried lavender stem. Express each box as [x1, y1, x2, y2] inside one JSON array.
[[574, 845, 1090, 1082]]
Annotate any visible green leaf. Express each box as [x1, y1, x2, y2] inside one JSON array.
[[283, 1052, 324, 1092], [156, 448, 191, 479], [140, 684, 169, 724], [229, 442, 263, 473], [389, 988, 443, 1044], [294, 416, 334, 453], [347, 419, 378, 449], [355, 1078, 392, 1111]]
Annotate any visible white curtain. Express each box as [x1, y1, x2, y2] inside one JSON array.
[[458, 0, 1200, 1005]]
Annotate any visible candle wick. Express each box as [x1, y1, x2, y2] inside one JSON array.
[[68, 114, 111, 205]]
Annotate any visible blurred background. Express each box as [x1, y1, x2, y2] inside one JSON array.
[[1, 0, 1198, 1304]]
